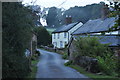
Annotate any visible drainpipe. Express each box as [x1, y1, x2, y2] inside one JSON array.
[[68, 32, 69, 42]]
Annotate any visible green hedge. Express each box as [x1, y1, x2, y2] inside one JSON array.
[[97, 54, 117, 76], [74, 36, 111, 58], [73, 36, 118, 76], [2, 2, 35, 78]]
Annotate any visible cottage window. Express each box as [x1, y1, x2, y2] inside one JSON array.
[[60, 41, 63, 48], [58, 33, 60, 39], [64, 32, 67, 38]]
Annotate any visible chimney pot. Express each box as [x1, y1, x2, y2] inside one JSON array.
[[65, 15, 72, 24]]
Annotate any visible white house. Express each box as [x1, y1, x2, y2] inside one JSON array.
[[52, 16, 83, 48]]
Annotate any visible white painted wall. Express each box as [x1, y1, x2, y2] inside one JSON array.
[[68, 22, 83, 40], [105, 31, 119, 35], [92, 31, 119, 35], [52, 22, 83, 48], [52, 32, 68, 48]]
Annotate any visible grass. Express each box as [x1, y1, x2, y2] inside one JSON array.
[[27, 59, 39, 78], [68, 65, 120, 80], [46, 28, 56, 34]]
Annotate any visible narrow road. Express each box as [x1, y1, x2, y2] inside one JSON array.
[[36, 49, 92, 79]]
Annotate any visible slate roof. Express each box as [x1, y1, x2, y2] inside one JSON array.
[[72, 17, 117, 35], [99, 36, 120, 46], [74, 35, 120, 47], [52, 22, 78, 33]]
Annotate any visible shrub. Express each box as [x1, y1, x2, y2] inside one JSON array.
[[47, 44, 54, 48], [2, 2, 34, 78], [72, 36, 118, 76], [62, 53, 68, 59], [31, 50, 41, 60], [31, 55, 36, 61], [73, 36, 111, 58], [33, 27, 52, 46], [97, 54, 117, 76], [35, 50, 41, 56]]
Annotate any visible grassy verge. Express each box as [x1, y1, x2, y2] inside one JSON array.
[[46, 28, 56, 34], [27, 59, 39, 78], [68, 65, 119, 80]]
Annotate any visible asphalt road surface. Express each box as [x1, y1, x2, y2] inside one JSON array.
[[36, 49, 92, 79]]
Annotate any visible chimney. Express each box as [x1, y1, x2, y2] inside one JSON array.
[[66, 15, 72, 24], [101, 4, 109, 20]]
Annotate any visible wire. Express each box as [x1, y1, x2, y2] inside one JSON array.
[[32, 0, 38, 5], [57, 0, 67, 7]]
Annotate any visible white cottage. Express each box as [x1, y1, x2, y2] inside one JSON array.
[[52, 16, 83, 48]]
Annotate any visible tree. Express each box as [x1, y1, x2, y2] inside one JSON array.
[[46, 7, 58, 27], [2, 2, 35, 78], [63, 3, 102, 23], [33, 27, 51, 46], [107, 0, 120, 31], [46, 3, 103, 28]]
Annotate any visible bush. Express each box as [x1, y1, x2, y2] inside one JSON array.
[[35, 50, 41, 56], [62, 53, 68, 59], [97, 54, 117, 76], [74, 36, 111, 58], [31, 50, 41, 60], [33, 27, 52, 46], [117, 59, 120, 77], [72, 36, 118, 76], [47, 44, 54, 48], [31, 55, 36, 60]]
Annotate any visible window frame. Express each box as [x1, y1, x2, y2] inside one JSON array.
[[60, 41, 63, 48], [64, 32, 67, 38], [58, 33, 60, 39]]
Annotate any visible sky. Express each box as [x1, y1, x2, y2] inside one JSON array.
[[22, 0, 109, 26], [22, 0, 109, 9]]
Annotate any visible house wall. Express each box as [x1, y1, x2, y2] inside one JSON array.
[[52, 22, 83, 48], [92, 31, 119, 35], [52, 32, 68, 48], [105, 31, 119, 35], [68, 22, 83, 41]]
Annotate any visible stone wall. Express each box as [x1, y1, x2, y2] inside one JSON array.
[[68, 40, 77, 60]]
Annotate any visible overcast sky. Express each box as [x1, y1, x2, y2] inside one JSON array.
[[22, 0, 109, 9]]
